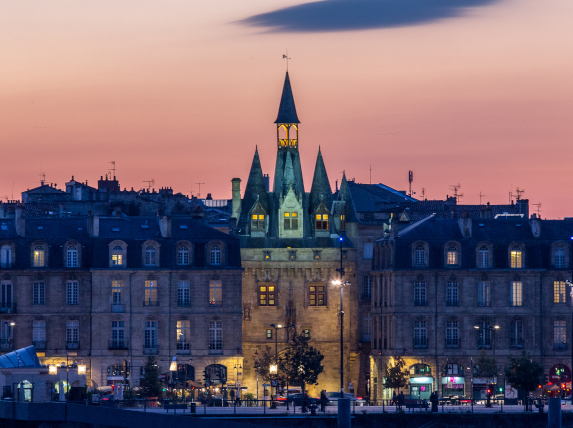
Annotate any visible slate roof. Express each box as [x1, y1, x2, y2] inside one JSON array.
[[345, 181, 415, 213], [275, 72, 300, 124], [309, 147, 333, 214]]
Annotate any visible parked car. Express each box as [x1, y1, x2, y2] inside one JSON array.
[[324, 392, 366, 406], [276, 393, 318, 406]]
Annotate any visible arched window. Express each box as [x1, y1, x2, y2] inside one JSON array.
[[555, 248, 566, 268], [145, 246, 156, 266], [178, 246, 190, 265], [510, 248, 522, 268], [446, 247, 458, 265], [67, 246, 78, 268], [112, 246, 123, 266], [1, 245, 11, 268], [34, 246, 45, 267], [414, 246, 425, 266], [478, 246, 489, 268], [210, 246, 221, 265]]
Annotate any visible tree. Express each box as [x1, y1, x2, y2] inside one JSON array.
[[476, 350, 497, 407], [504, 351, 543, 410], [383, 356, 409, 393], [279, 332, 324, 395], [140, 356, 162, 398], [254, 345, 287, 385]]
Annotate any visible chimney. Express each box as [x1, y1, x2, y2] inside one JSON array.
[[15, 205, 25, 237], [160, 216, 171, 238], [458, 215, 472, 238], [530, 213, 541, 238], [92, 216, 100, 237], [231, 178, 242, 220], [263, 174, 270, 192]]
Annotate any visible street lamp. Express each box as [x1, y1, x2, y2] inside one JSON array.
[[254, 350, 260, 401], [332, 236, 350, 398], [269, 323, 295, 403], [474, 324, 500, 407]]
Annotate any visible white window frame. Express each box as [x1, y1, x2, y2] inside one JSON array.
[[144, 321, 158, 349], [144, 280, 158, 305], [210, 246, 222, 265], [414, 281, 426, 306], [555, 248, 566, 268], [112, 246, 123, 266], [178, 281, 191, 306], [177, 320, 190, 350], [177, 246, 190, 265], [511, 281, 523, 307], [209, 321, 222, 352], [446, 321, 459, 348], [34, 246, 45, 267], [66, 320, 79, 344], [144, 246, 157, 266], [554, 320, 566, 348], [414, 246, 425, 266], [209, 280, 222, 306], [446, 281, 459, 306], [478, 247, 489, 268], [66, 280, 79, 305], [478, 281, 490, 307], [112, 280, 124, 305], [33, 281, 45, 305]]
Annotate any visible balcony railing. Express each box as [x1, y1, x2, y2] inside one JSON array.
[[413, 337, 428, 348], [177, 300, 190, 307], [109, 339, 129, 350], [143, 300, 159, 307], [0, 302, 16, 314], [209, 344, 223, 355], [414, 300, 427, 306], [33, 340, 46, 350], [66, 341, 80, 350], [0, 339, 14, 351], [554, 343, 567, 350], [446, 300, 459, 307], [144, 345, 158, 355], [111, 304, 125, 313], [177, 342, 190, 354], [445, 338, 460, 348]]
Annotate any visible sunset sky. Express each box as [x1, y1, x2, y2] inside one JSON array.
[[1, 0, 572, 218]]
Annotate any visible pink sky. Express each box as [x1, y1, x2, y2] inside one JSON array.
[[1, 0, 572, 218]]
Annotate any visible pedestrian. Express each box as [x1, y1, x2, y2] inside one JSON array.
[[235, 394, 241, 407], [320, 390, 327, 412], [392, 390, 397, 406], [398, 391, 404, 410]]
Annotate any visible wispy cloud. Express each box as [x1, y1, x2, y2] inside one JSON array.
[[241, 0, 500, 32]]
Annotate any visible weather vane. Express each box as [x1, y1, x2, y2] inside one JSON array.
[[283, 50, 290, 71]]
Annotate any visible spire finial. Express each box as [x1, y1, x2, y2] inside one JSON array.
[[283, 50, 290, 71]]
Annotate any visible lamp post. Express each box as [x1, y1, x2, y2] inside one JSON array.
[[269, 323, 295, 407], [474, 324, 500, 407], [332, 236, 350, 398], [467, 358, 475, 411], [254, 350, 260, 401], [564, 235, 573, 396]]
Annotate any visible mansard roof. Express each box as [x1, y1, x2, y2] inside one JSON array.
[[275, 72, 300, 124], [309, 147, 333, 214]]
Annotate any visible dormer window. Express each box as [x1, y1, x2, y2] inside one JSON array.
[[316, 214, 329, 230], [284, 212, 299, 230], [252, 214, 265, 231], [34, 246, 45, 267], [210, 246, 222, 265], [555, 248, 566, 268], [112, 246, 123, 266], [446, 247, 458, 266], [414, 246, 425, 266], [145, 246, 156, 266], [178, 246, 190, 265], [1, 245, 12, 269], [510, 249, 522, 268], [478, 246, 490, 268], [340, 214, 346, 230], [67, 245, 78, 268]]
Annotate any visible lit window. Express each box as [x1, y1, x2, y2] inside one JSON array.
[[209, 280, 222, 306], [554, 281, 567, 304], [555, 248, 566, 268], [210, 246, 222, 265], [112, 280, 124, 306], [266, 329, 273, 339], [178, 246, 190, 265], [511, 281, 523, 306], [284, 212, 299, 230], [33, 246, 45, 267], [446, 247, 458, 265], [303, 329, 311, 339], [145, 246, 156, 266], [315, 214, 329, 230], [340, 214, 346, 230], [259, 284, 276, 306], [67, 246, 78, 268], [510, 249, 522, 268], [112, 246, 123, 266], [309, 283, 326, 306], [177, 320, 190, 351], [144, 280, 158, 306], [251, 213, 265, 231]]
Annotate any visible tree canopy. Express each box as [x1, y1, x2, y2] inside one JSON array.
[[504, 351, 544, 394], [280, 332, 325, 391], [140, 356, 162, 397], [383, 356, 409, 392], [476, 350, 497, 380]]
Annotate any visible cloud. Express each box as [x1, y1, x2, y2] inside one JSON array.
[[240, 0, 500, 33]]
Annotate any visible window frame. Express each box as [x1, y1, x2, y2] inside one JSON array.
[[144, 246, 157, 266], [209, 280, 222, 307], [66, 280, 79, 305], [33, 245, 46, 268], [510, 281, 523, 307], [308, 283, 326, 307], [414, 281, 427, 306], [283, 212, 299, 230], [210, 246, 222, 266], [259, 283, 276, 306], [510, 248, 523, 268], [478, 281, 490, 307], [478, 246, 490, 268], [144, 280, 158, 306], [112, 246, 124, 266], [446, 281, 459, 306], [178, 280, 191, 307], [445, 321, 460, 348], [555, 247, 566, 268], [554, 320, 567, 349], [177, 246, 190, 266], [67, 245, 79, 268], [554, 281, 567, 304], [33, 281, 45, 305], [446, 247, 458, 266]]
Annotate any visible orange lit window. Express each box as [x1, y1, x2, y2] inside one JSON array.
[[309, 284, 326, 306], [259, 284, 276, 306]]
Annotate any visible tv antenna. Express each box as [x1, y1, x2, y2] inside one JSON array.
[[39, 172, 46, 185], [515, 187, 525, 201], [421, 187, 426, 201], [195, 182, 205, 199], [478, 192, 486, 205], [369, 165, 372, 185], [533, 203, 542, 217], [449, 184, 463, 203], [106, 161, 116, 179], [408, 171, 413, 197], [143, 179, 155, 191]]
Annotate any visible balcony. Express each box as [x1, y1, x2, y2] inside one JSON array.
[[33, 340, 46, 350], [176, 342, 190, 354], [413, 337, 428, 348], [111, 304, 125, 313], [0, 302, 16, 314], [446, 300, 459, 307], [66, 341, 80, 350], [144, 345, 158, 355], [554, 343, 567, 350], [109, 339, 129, 350], [414, 300, 427, 307], [143, 300, 159, 307], [445, 338, 460, 349], [0, 339, 13, 352], [209, 344, 223, 355], [177, 300, 190, 307]]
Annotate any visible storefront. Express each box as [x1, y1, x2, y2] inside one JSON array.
[[441, 364, 465, 397], [409, 364, 433, 400]]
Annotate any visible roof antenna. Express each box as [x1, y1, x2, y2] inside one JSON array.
[[370, 165, 372, 185], [195, 182, 205, 199], [143, 179, 155, 191], [283, 50, 290, 71], [39, 172, 46, 186], [449, 184, 463, 203], [478, 191, 486, 205], [106, 161, 116, 179], [533, 203, 541, 217], [408, 171, 413, 197]]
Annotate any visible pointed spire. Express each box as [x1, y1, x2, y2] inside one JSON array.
[[284, 151, 295, 187], [339, 172, 358, 222], [240, 148, 269, 219], [309, 147, 333, 213], [275, 72, 300, 124]]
